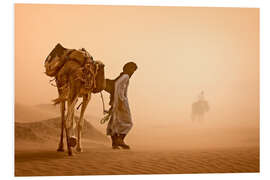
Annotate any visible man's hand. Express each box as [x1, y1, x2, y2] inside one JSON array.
[[108, 106, 114, 115]]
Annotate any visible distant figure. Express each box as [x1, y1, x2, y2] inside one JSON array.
[[198, 91, 205, 101], [191, 91, 210, 122], [105, 62, 138, 149]]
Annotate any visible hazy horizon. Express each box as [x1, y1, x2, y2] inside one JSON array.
[[15, 4, 259, 150]]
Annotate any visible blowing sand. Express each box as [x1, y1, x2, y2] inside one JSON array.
[[14, 103, 259, 176]]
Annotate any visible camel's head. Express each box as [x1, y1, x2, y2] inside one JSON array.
[[44, 43, 67, 77], [92, 60, 106, 93]]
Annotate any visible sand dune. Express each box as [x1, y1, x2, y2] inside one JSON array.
[[15, 103, 59, 123], [15, 103, 108, 144], [15, 117, 108, 143]]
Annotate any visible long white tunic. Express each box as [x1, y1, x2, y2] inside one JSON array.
[[106, 74, 133, 135]]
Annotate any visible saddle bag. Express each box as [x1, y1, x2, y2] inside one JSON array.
[[44, 43, 71, 77], [44, 43, 93, 77]]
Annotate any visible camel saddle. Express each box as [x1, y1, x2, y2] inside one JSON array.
[[44, 43, 93, 77]]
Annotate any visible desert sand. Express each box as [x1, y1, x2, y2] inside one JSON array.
[[15, 141, 259, 176], [14, 103, 259, 176]]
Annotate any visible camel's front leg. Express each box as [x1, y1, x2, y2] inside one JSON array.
[[76, 93, 91, 152], [57, 101, 65, 152], [65, 95, 78, 156]]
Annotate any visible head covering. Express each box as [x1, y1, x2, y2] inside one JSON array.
[[123, 62, 137, 73]]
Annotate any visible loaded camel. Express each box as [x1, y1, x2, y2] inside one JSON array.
[[45, 44, 106, 156]]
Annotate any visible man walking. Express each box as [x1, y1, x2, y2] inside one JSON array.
[[106, 62, 137, 149]]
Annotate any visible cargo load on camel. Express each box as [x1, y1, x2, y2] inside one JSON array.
[[44, 43, 105, 104], [44, 43, 94, 77]]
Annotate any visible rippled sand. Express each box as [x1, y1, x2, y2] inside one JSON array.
[[15, 140, 259, 176]]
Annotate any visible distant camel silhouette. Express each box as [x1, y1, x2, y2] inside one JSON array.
[[191, 100, 209, 121]]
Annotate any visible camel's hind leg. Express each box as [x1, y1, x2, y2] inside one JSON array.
[[57, 101, 65, 152], [76, 93, 91, 152], [65, 94, 79, 156]]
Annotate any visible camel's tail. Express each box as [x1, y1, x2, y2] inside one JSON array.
[[52, 97, 67, 105]]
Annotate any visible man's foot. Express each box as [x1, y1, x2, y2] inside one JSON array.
[[111, 135, 120, 150], [118, 134, 130, 149]]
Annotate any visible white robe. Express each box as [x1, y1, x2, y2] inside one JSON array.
[[106, 74, 133, 135]]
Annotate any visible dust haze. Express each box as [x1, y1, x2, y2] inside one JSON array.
[[15, 5, 259, 174]]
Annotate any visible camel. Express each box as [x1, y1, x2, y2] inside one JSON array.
[[45, 44, 106, 156], [191, 100, 209, 122]]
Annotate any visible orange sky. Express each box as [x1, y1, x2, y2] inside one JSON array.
[[15, 4, 259, 133]]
